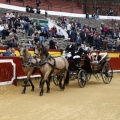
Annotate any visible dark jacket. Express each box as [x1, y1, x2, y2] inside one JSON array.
[[65, 44, 75, 56], [49, 40, 55, 49], [74, 47, 84, 56]]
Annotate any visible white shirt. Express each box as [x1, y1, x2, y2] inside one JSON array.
[[67, 24, 71, 31], [57, 30, 63, 35], [0, 25, 4, 31]]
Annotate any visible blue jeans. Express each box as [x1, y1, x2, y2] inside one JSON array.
[[40, 36, 45, 43]]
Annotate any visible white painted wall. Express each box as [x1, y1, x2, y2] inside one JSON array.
[[0, 3, 120, 20]]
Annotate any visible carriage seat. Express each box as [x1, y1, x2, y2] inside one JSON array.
[[90, 52, 108, 70], [91, 52, 108, 63]]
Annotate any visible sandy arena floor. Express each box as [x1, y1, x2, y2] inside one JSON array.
[[0, 73, 120, 120]]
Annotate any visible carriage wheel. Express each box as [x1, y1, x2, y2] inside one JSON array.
[[53, 75, 59, 86], [78, 69, 87, 88], [101, 62, 113, 84]]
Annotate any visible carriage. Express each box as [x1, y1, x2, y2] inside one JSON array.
[[53, 52, 113, 88], [82, 52, 113, 84]]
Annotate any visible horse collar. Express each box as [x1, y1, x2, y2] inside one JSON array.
[[39, 54, 51, 66]]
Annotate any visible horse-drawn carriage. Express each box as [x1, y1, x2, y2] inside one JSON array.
[[53, 51, 113, 88], [19, 43, 113, 96]]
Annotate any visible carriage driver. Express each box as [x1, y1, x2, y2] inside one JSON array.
[[73, 43, 84, 66], [65, 38, 75, 59]]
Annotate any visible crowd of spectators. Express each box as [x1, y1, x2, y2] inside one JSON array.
[[0, 8, 120, 57], [0, 10, 66, 54], [55, 16, 120, 51]]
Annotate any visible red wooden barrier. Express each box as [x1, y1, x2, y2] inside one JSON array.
[[0, 54, 120, 86]]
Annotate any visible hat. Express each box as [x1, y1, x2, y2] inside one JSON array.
[[95, 50, 100, 54]]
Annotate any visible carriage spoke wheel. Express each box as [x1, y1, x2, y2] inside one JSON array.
[[102, 62, 113, 84], [78, 69, 87, 88], [53, 75, 60, 86]]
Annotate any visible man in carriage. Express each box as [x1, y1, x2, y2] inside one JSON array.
[[73, 43, 84, 67], [65, 38, 75, 59]]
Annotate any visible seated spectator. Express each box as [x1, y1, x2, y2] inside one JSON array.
[[6, 32, 18, 47], [49, 37, 55, 49], [36, 7, 41, 14], [39, 28, 45, 44], [91, 13, 96, 19], [30, 6, 35, 13], [0, 23, 4, 37], [86, 12, 89, 19], [33, 32, 39, 44], [56, 29, 64, 38], [1, 27, 9, 39], [26, 5, 30, 13], [75, 36, 82, 45], [107, 38, 114, 50], [10, 47, 16, 56], [3, 46, 12, 56]]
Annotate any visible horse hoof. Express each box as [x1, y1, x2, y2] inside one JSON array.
[[21, 91, 25, 94], [40, 93, 43, 96], [46, 90, 50, 93], [31, 89, 34, 92]]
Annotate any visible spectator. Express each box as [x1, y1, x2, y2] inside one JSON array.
[[6, 32, 18, 47], [95, 35, 102, 50], [56, 29, 64, 38], [36, 0, 41, 7], [45, 11, 48, 18], [70, 29, 77, 42], [86, 12, 89, 19], [75, 36, 82, 45], [52, 25, 57, 37], [39, 28, 45, 44], [10, 47, 16, 56], [26, 5, 30, 13], [36, 7, 40, 14], [49, 37, 55, 49], [2, 27, 9, 39], [6, 0, 10, 4], [30, 6, 35, 13], [3, 46, 12, 56]]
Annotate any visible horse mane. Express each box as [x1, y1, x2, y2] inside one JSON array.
[[42, 45, 49, 57]]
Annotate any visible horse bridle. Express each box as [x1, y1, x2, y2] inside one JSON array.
[[21, 54, 33, 67]]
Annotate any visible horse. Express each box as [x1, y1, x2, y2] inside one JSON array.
[[34, 42, 69, 96], [19, 47, 41, 94]]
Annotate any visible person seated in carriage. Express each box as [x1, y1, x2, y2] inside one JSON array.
[[91, 50, 108, 70], [65, 38, 75, 59], [73, 43, 84, 67], [80, 50, 92, 72]]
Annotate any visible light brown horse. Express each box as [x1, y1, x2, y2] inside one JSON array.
[[34, 42, 69, 96], [19, 47, 41, 94]]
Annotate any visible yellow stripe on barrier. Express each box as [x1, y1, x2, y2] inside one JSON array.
[[108, 53, 120, 58], [0, 50, 120, 58]]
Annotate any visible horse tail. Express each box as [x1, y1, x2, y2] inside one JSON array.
[[65, 71, 69, 85]]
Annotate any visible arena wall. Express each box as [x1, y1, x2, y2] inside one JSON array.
[[0, 49, 120, 86]]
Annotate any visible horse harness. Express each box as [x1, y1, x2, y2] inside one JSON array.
[[38, 54, 67, 75], [21, 55, 39, 67]]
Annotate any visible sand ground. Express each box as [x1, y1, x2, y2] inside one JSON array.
[[0, 73, 120, 120]]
